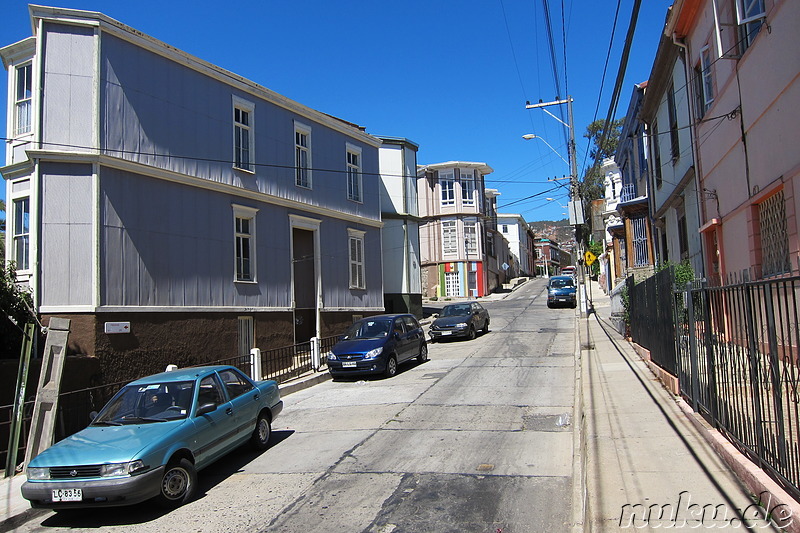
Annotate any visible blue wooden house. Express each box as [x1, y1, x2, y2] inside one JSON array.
[[1, 6, 384, 373]]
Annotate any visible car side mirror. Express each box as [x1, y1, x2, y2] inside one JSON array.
[[196, 402, 217, 416], [393, 332, 401, 340]]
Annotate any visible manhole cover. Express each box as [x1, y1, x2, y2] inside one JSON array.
[[523, 414, 572, 431]]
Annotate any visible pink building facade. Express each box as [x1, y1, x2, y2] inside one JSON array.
[[417, 161, 493, 298], [669, 0, 800, 283]]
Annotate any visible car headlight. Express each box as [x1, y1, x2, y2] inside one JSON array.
[[326, 352, 337, 361], [100, 460, 147, 477], [364, 347, 383, 359], [26, 467, 50, 480], [455, 322, 468, 328]]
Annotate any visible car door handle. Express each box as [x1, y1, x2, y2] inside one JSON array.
[[226, 407, 233, 416], [253, 394, 260, 401]]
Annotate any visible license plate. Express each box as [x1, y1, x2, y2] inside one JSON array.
[[441, 331, 452, 336], [342, 361, 357, 368], [52, 488, 82, 502]]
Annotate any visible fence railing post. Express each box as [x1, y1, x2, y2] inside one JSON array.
[[250, 348, 262, 382], [764, 283, 788, 471], [743, 275, 767, 463], [686, 281, 701, 413], [310, 337, 320, 371]]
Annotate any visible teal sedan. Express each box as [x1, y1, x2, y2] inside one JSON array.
[[21, 365, 282, 509]]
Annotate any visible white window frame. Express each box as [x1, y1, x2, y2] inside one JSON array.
[[14, 63, 32, 137], [699, 46, 714, 114], [233, 96, 255, 172], [460, 169, 475, 206], [464, 220, 478, 254], [295, 122, 312, 189], [12, 196, 31, 272], [440, 171, 455, 206], [442, 219, 458, 255], [736, 0, 766, 25], [348, 229, 366, 289], [346, 143, 363, 202], [233, 204, 259, 282]]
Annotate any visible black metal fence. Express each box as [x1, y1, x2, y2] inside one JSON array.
[[627, 267, 679, 375], [2, 336, 338, 474], [676, 272, 800, 500]]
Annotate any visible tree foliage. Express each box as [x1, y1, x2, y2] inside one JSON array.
[[1, 262, 35, 358], [575, 118, 625, 247]]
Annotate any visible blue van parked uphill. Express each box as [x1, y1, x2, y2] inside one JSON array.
[[326, 314, 428, 379]]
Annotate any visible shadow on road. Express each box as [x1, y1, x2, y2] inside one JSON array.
[[37, 429, 296, 528]]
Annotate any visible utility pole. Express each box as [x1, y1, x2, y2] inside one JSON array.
[[526, 97, 590, 315]]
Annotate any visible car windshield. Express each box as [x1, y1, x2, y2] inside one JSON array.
[[441, 304, 471, 317], [92, 380, 195, 425], [343, 319, 392, 339], [550, 278, 574, 289]]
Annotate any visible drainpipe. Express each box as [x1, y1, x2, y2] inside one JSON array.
[[673, 31, 708, 278]]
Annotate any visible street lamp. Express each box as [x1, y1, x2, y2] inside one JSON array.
[[521, 134, 570, 166]]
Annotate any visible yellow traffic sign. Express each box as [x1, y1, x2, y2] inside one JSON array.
[[584, 250, 597, 266]]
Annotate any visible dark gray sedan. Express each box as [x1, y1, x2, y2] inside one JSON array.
[[429, 301, 490, 341]]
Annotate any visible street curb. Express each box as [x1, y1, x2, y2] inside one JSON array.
[[0, 506, 47, 533], [572, 312, 587, 533], [278, 371, 331, 396], [676, 399, 800, 532]]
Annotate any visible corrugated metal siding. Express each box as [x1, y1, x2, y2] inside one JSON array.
[[99, 167, 383, 310], [40, 163, 94, 307], [42, 23, 95, 152], [99, 33, 380, 222], [101, 167, 289, 308], [318, 218, 383, 309]]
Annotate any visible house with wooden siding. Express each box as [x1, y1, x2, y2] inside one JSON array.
[[417, 161, 493, 298], [1, 6, 384, 377], [377, 137, 422, 317]]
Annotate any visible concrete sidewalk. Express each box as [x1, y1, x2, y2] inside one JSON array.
[[580, 278, 798, 531]]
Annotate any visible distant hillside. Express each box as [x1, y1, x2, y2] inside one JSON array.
[[528, 218, 575, 245]]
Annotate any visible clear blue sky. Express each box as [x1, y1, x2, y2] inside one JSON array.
[[1, 0, 673, 222]]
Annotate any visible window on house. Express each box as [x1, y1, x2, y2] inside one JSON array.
[[736, 0, 766, 53], [460, 169, 475, 205], [694, 47, 714, 119], [440, 171, 455, 206], [13, 197, 30, 270], [667, 83, 680, 162], [652, 120, 663, 188], [678, 213, 689, 260], [758, 190, 790, 277], [486, 232, 495, 257], [348, 230, 365, 289], [233, 205, 258, 282], [442, 220, 457, 255], [233, 97, 255, 172], [631, 216, 650, 267], [464, 221, 478, 254], [346, 145, 362, 202], [14, 63, 32, 136], [295, 124, 311, 188]]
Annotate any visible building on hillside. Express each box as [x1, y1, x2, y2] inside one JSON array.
[[497, 213, 534, 276], [639, 27, 704, 278], [668, 0, 799, 285], [600, 158, 624, 293], [377, 137, 422, 317], [615, 81, 656, 283], [483, 188, 513, 292], [1, 6, 384, 377], [417, 161, 493, 298], [534, 238, 570, 277]]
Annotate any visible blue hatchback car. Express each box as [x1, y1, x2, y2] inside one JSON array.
[[21, 365, 282, 509], [326, 314, 428, 378]]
